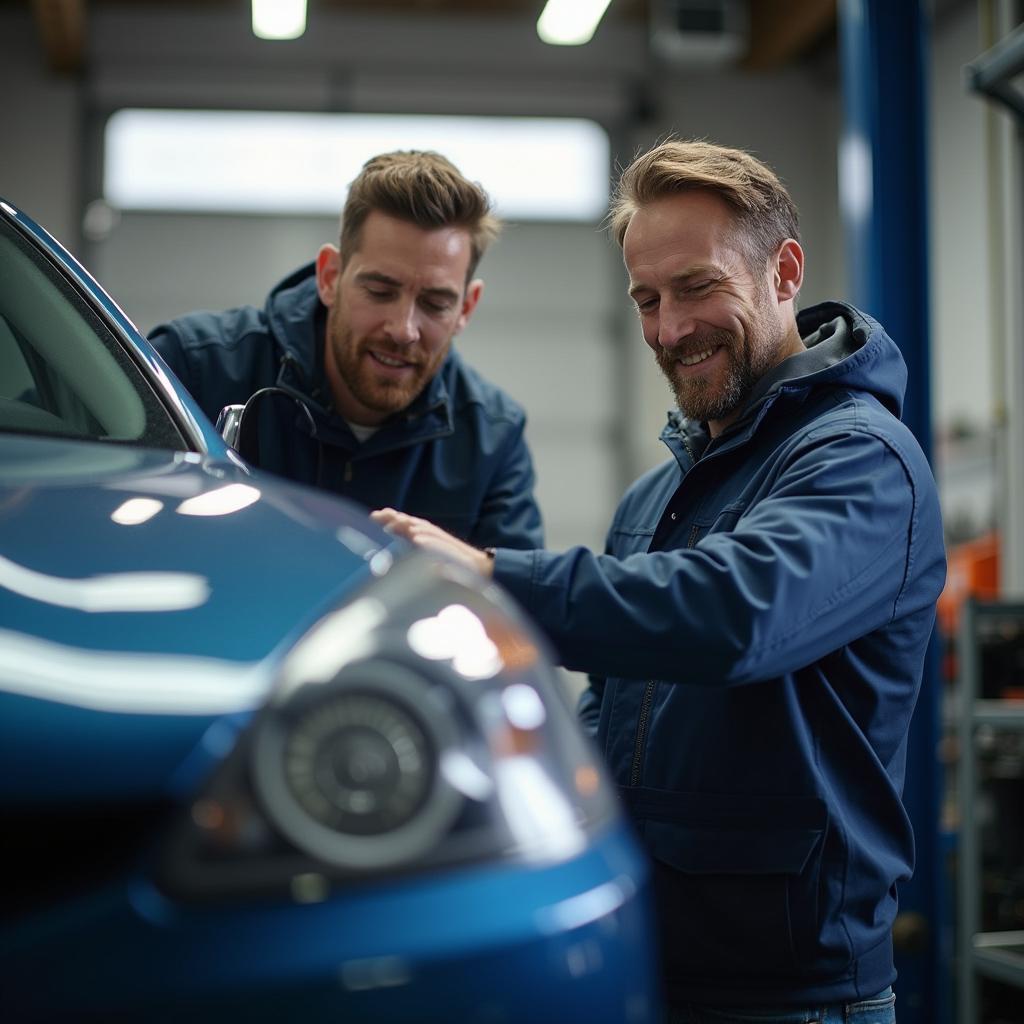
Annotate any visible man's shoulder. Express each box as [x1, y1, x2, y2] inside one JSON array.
[[442, 348, 527, 427], [801, 387, 933, 470], [152, 304, 270, 352]]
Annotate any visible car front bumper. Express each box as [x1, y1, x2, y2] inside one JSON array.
[[3, 821, 659, 1023]]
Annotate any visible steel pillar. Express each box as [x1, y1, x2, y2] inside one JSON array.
[[837, 3, 943, 1023]]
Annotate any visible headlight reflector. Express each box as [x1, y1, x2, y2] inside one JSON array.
[[253, 663, 462, 871]]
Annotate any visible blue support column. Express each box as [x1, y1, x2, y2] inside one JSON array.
[[837, 3, 945, 1024]]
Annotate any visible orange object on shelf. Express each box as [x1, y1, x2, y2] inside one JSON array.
[[937, 531, 1000, 636]]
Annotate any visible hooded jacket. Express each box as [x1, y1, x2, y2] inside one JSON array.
[[491, 302, 947, 1006], [149, 263, 543, 549]]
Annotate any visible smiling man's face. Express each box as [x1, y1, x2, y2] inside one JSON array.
[[316, 211, 482, 426], [623, 190, 793, 437]]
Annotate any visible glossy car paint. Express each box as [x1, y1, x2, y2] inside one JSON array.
[[0, 433, 385, 802], [0, 199, 659, 1022]]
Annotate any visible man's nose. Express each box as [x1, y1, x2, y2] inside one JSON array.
[[385, 300, 420, 344], [658, 300, 696, 350]]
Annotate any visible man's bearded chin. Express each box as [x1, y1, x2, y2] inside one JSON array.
[[656, 329, 750, 424]]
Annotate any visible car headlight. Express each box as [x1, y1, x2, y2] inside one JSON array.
[[253, 661, 462, 871], [158, 550, 619, 901]]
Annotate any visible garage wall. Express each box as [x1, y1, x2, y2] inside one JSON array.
[[0, 9, 81, 248]]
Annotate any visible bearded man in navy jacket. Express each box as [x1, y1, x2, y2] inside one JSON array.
[[375, 139, 947, 1023], [150, 150, 542, 551]]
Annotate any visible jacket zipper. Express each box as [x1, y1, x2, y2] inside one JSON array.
[[628, 520, 701, 788], [629, 682, 656, 787]]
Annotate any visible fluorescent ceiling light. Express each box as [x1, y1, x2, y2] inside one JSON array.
[[104, 110, 610, 222], [537, 0, 614, 46], [252, 0, 307, 40]]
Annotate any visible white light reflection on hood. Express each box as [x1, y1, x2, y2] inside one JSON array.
[[176, 483, 260, 517], [407, 604, 502, 680], [0, 554, 209, 612], [111, 497, 164, 525], [0, 628, 267, 715]]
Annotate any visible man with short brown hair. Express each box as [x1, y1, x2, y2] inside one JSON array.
[[150, 149, 542, 549], [374, 138, 946, 1022]]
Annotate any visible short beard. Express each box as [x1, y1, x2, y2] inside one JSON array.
[[326, 310, 448, 419], [657, 320, 777, 425]]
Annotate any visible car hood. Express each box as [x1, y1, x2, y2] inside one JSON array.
[[0, 435, 398, 800]]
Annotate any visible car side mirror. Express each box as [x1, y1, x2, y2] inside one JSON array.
[[215, 404, 244, 449], [215, 388, 316, 468]]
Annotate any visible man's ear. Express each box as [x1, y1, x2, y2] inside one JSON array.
[[315, 244, 342, 307], [454, 279, 484, 335], [774, 239, 804, 303]]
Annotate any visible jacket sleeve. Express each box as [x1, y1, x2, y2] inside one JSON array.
[[493, 428, 944, 684], [576, 512, 620, 733], [468, 415, 544, 550]]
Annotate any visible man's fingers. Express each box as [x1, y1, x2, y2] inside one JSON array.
[[369, 509, 490, 576], [371, 507, 415, 536]]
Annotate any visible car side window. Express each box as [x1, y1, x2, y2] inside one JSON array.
[[0, 218, 185, 449]]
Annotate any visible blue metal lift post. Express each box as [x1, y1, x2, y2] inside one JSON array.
[[837, 3, 945, 1023]]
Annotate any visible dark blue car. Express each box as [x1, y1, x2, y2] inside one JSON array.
[[0, 197, 658, 1022]]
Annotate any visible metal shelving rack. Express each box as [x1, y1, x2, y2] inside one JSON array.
[[958, 20, 1024, 1020], [957, 599, 1024, 1023]]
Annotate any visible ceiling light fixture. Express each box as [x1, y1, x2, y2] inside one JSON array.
[[251, 0, 307, 41], [537, 0, 614, 46]]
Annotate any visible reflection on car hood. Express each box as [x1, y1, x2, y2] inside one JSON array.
[[0, 435, 398, 799]]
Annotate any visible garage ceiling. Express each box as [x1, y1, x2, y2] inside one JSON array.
[[11, 0, 839, 76]]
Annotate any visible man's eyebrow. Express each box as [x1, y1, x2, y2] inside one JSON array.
[[628, 266, 720, 300], [355, 271, 403, 288], [420, 285, 461, 302], [355, 271, 460, 301]]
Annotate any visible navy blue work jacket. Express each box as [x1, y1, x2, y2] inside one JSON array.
[[492, 302, 947, 1008], [149, 263, 543, 550]]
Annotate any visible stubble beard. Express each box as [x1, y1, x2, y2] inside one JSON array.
[[327, 311, 450, 419]]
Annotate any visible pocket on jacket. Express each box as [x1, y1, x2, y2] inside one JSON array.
[[707, 501, 747, 536], [644, 814, 825, 977]]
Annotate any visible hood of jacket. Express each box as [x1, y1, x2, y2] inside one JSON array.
[[663, 300, 908, 454]]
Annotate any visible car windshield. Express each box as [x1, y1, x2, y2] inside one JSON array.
[[0, 214, 184, 449]]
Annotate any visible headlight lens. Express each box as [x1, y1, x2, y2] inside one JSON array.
[[158, 551, 618, 901], [253, 662, 462, 871]]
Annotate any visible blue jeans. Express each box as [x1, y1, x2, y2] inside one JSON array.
[[665, 987, 896, 1023]]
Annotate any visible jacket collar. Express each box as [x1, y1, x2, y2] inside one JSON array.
[[659, 300, 906, 468]]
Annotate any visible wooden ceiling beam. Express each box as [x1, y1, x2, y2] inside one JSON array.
[[742, 0, 836, 71], [31, 0, 87, 75]]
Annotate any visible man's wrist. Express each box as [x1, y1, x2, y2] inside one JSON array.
[[481, 547, 497, 577]]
